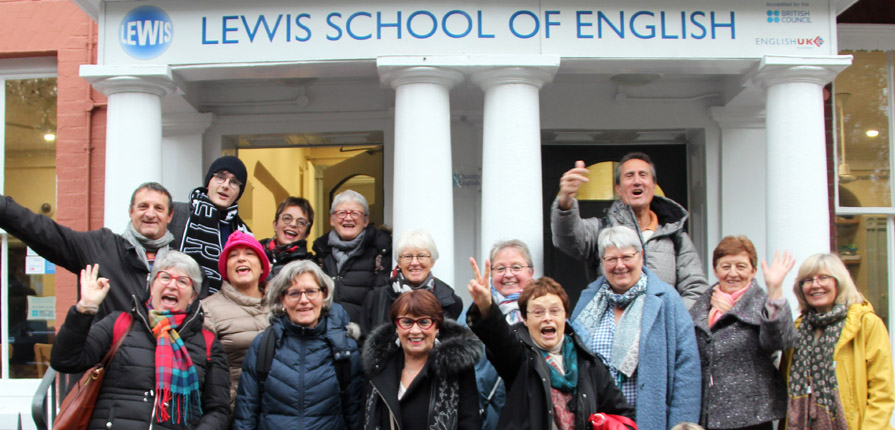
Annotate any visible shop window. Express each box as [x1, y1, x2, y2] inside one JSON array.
[[834, 50, 893, 327], [2, 77, 57, 379]]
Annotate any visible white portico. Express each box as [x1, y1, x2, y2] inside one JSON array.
[[75, 0, 850, 306]]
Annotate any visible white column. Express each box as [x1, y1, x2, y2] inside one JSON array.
[[381, 67, 464, 287], [752, 56, 850, 309], [82, 66, 176, 232], [163, 112, 214, 201], [709, 106, 768, 270], [473, 67, 556, 277]]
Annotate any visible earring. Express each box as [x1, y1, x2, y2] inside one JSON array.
[[395, 337, 401, 348]]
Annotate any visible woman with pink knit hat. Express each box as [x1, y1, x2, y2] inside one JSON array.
[[202, 230, 271, 408]]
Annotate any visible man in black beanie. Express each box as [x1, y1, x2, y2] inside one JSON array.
[[170, 155, 252, 297]]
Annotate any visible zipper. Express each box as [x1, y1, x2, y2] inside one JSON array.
[[370, 381, 401, 430]]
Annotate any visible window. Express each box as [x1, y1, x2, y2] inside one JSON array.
[[1, 69, 57, 380], [834, 50, 893, 328]]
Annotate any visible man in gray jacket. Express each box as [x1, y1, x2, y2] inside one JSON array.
[[551, 152, 708, 308]]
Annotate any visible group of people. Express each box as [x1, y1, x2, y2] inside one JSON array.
[[2, 151, 892, 430]]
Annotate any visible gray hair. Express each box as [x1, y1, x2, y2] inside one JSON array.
[[395, 229, 439, 262], [331, 189, 369, 217], [267, 260, 335, 318], [597, 226, 643, 256], [149, 251, 203, 295], [613, 152, 657, 185], [489, 239, 533, 268]]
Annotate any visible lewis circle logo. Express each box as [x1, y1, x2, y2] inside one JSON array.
[[119, 6, 173, 59]]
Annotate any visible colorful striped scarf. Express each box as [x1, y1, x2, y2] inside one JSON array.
[[148, 306, 202, 424]]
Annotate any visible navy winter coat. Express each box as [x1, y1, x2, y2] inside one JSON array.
[[232, 304, 363, 430]]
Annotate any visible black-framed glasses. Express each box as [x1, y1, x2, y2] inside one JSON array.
[[332, 210, 364, 220], [284, 288, 322, 301], [156, 271, 193, 289], [399, 254, 431, 263], [800, 275, 835, 287], [491, 264, 530, 275], [396, 317, 435, 330], [278, 214, 309, 228], [601, 251, 639, 266], [211, 171, 243, 189]]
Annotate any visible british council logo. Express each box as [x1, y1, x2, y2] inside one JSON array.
[[767, 10, 781, 23], [119, 6, 173, 59]]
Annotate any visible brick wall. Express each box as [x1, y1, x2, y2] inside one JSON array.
[[0, 0, 104, 328]]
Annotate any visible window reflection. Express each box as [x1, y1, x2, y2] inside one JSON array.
[[4, 77, 58, 379], [835, 51, 891, 208], [836, 214, 889, 327]]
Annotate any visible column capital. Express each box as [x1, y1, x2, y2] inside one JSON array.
[[80, 64, 177, 97], [380, 66, 465, 90], [163, 111, 214, 137], [749, 55, 852, 89], [471, 66, 557, 92]]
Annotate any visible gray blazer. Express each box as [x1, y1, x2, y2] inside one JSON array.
[[689, 281, 796, 429], [551, 195, 709, 308]]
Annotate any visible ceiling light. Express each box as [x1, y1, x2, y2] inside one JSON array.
[[43, 133, 56, 142], [866, 129, 879, 138]]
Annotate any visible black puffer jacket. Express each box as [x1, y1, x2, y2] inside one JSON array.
[[50, 297, 231, 430], [0, 195, 153, 320], [313, 224, 392, 324], [362, 321, 482, 430], [467, 303, 634, 430]]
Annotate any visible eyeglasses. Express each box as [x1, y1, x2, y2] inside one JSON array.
[[491, 264, 530, 275], [156, 271, 193, 289], [602, 252, 639, 266], [332, 210, 365, 220], [283, 288, 322, 301], [278, 214, 309, 228], [800, 275, 835, 287], [211, 171, 243, 189], [399, 254, 431, 263], [396, 317, 435, 330], [528, 307, 564, 318]]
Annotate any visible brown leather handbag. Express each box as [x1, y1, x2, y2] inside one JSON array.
[[53, 312, 134, 430]]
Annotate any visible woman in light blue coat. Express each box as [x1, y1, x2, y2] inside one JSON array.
[[570, 225, 701, 430]]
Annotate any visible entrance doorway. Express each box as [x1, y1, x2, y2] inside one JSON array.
[[229, 131, 384, 245], [541, 131, 691, 302]]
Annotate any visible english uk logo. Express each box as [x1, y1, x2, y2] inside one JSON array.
[[119, 6, 173, 59]]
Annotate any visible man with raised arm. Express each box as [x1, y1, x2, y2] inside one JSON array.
[[0, 182, 176, 319], [550, 152, 708, 308]]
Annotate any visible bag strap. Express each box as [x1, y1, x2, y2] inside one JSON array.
[[202, 329, 215, 361], [255, 326, 277, 399], [479, 377, 503, 418], [106, 312, 134, 364]]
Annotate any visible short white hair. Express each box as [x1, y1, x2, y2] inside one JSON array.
[[597, 226, 643, 257], [331, 189, 369, 216], [395, 229, 439, 262]]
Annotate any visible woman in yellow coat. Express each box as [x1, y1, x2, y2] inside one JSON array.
[[781, 253, 894, 430]]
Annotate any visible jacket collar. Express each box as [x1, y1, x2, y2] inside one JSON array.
[[218, 281, 268, 314], [692, 281, 766, 334], [608, 195, 689, 236]]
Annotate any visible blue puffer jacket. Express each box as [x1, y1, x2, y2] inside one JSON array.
[[232, 304, 363, 430]]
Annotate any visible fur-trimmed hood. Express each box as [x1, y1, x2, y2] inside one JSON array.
[[363, 319, 482, 379]]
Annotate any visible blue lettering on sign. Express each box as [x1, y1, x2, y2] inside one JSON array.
[[509, 10, 539, 39], [196, 9, 736, 45], [119, 5, 173, 59]]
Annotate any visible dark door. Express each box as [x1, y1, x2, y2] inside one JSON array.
[[541, 144, 689, 304]]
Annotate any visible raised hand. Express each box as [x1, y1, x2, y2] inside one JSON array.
[[761, 251, 795, 300], [557, 160, 590, 210], [467, 257, 493, 317], [78, 264, 110, 314]]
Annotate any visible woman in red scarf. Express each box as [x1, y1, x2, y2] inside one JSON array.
[[51, 251, 230, 429]]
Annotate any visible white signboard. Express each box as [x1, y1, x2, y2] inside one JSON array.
[[25, 255, 55, 275], [100, 0, 835, 65]]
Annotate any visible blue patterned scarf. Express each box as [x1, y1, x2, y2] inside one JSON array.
[[491, 286, 522, 324]]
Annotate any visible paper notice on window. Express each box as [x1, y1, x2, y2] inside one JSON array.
[[25, 255, 55, 274], [27, 296, 56, 321]]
